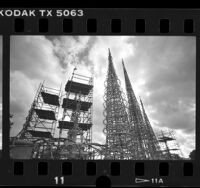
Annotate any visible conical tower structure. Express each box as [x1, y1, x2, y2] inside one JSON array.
[[122, 60, 163, 159], [122, 60, 146, 159], [140, 98, 165, 159], [103, 49, 131, 159]]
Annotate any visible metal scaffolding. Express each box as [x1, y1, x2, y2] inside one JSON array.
[[103, 49, 131, 159], [57, 68, 93, 159], [156, 129, 184, 160], [15, 82, 62, 159]]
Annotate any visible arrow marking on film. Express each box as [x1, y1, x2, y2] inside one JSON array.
[[135, 178, 150, 183]]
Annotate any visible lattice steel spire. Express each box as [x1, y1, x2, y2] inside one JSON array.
[[122, 59, 146, 159], [122, 59, 165, 159], [103, 49, 131, 159], [140, 97, 165, 159]]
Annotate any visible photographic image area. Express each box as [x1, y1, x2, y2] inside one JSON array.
[[10, 36, 195, 160]]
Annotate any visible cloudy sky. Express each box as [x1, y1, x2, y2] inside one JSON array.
[[0, 36, 2, 150], [9, 36, 196, 158]]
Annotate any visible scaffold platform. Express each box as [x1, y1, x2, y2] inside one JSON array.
[[58, 121, 92, 131], [34, 109, 56, 120], [65, 80, 93, 95], [41, 91, 60, 106], [28, 130, 52, 138], [62, 98, 92, 111]]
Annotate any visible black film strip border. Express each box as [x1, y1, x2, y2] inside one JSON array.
[[0, 8, 199, 187]]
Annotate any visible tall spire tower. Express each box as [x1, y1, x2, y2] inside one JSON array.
[[103, 49, 131, 159], [122, 59, 146, 159], [140, 98, 164, 159], [122, 60, 163, 159]]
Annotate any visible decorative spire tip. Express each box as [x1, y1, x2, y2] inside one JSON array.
[[122, 59, 125, 67], [108, 48, 111, 57]]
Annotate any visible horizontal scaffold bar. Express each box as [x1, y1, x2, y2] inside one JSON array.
[[74, 73, 91, 79]]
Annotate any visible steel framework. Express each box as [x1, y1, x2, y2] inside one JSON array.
[[57, 68, 93, 159], [15, 82, 62, 159], [139, 98, 165, 159], [122, 60, 164, 159], [103, 49, 131, 159], [156, 129, 184, 159]]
